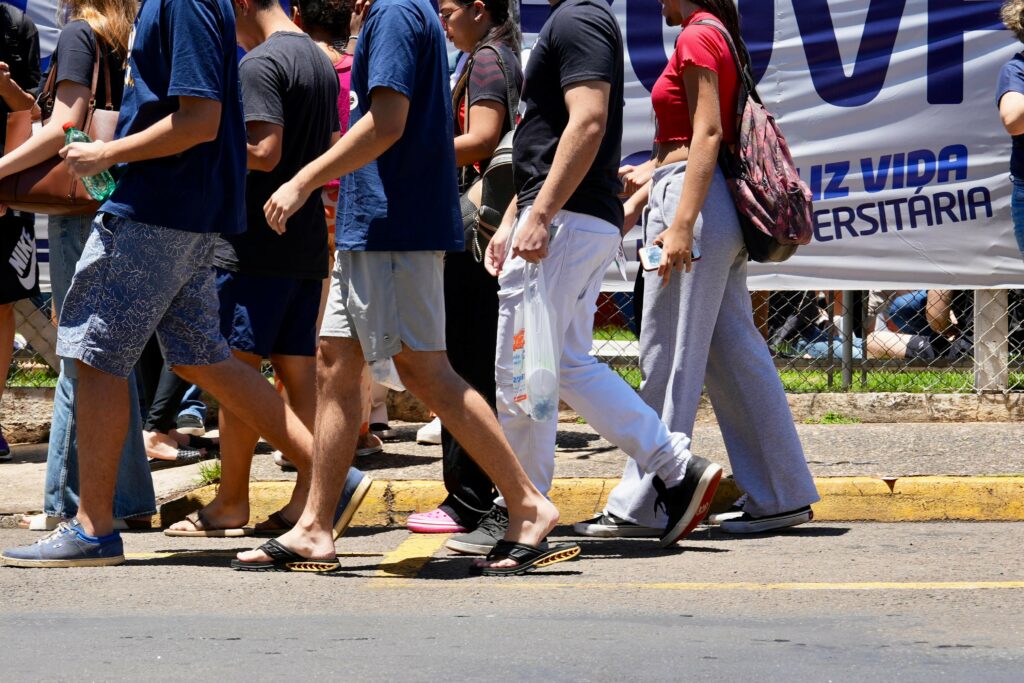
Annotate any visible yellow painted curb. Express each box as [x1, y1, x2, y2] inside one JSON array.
[[157, 476, 1024, 528]]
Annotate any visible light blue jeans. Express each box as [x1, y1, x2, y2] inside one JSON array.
[[1011, 177, 1024, 256], [44, 214, 156, 519]]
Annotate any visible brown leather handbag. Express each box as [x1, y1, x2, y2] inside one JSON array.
[[0, 43, 119, 216]]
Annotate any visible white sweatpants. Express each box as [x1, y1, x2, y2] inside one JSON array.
[[493, 208, 692, 507]]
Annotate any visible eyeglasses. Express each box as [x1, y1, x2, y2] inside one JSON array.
[[438, 5, 466, 27]]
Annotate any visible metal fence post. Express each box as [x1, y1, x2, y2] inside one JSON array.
[[974, 289, 1009, 393]]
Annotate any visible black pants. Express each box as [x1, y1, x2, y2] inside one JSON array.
[[136, 336, 192, 434], [438, 249, 499, 528]]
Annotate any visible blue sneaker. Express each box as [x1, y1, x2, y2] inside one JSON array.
[[2, 520, 124, 568], [332, 469, 372, 540], [0, 430, 10, 462]]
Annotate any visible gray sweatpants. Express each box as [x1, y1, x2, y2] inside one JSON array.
[[605, 161, 819, 526]]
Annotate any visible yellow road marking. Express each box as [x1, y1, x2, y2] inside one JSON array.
[[383, 580, 1024, 591], [370, 533, 450, 584]]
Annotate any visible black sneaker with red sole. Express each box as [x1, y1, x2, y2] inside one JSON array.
[[653, 456, 724, 548]]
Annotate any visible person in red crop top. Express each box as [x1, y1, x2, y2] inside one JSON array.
[[579, 0, 820, 541]]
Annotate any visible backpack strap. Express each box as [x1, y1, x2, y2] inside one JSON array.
[[691, 18, 761, 109], [474, 43, 519, 135]]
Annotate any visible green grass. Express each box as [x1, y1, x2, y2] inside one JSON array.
[[611, 366, 1024, 394], [7, 365, 59, 388], [197, 459, 222, 486], [804, 411, 862, 425], [593, 326, 638, 342]]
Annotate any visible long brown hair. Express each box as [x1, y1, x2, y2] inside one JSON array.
[[457, 0, 521, 52], [58, 0, 136, 59], [692, 0, 751, 72]]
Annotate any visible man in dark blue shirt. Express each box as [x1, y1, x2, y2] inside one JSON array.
[[235, 0, 577, 576], [1, 0, 319, 568]]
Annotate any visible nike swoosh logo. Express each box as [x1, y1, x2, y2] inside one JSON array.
[[12, 228, 36, 290]]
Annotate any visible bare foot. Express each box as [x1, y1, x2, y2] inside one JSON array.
[[145, 430, 203, 461], [474, 497, 560, 570], [235, 524, 338, 564]]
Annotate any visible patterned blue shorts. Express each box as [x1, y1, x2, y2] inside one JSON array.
[[56, 214, 231, 378]]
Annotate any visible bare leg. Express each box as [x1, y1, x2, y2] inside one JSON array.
[[75, 361, 131, 537], [175, 356, 313, 484], [0, 304, 14, 412], [393, 349, 558, 568], [267, 352, 317, 518], [237, 336, 365, 563]]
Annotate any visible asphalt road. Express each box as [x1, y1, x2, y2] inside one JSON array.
[[1, 523, 1022, 681]]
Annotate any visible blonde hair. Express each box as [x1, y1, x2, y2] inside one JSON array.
[[1002, 0, 1024, 43], [58, 0, 137, 58]]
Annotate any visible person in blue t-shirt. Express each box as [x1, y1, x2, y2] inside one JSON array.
[[998, 0, 1024, 257], [0, 0, 321, 569], [235, 0, 578, 576]]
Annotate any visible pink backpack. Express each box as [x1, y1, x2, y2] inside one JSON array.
[[694, 19, 813, 263]]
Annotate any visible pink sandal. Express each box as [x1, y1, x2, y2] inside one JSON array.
[[406, 508, 467, 534]]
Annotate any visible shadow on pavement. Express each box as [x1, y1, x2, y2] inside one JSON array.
[[697, 525, 852, 541]]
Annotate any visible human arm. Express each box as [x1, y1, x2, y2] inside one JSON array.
[[927, 289, 957, 336], [60, 96, 221, 176], [1001, 91, 1024, 136], [0, 80, 92, 179], [655, 65, 721, 285], [246, 121, 283, 172], [264, 86, 409, 233], [622, 180, 650, 237], [0, 61, 36, 112], [619, 158, 656, 198], [484, 194, 518, 276], [513, 80, 611, 262], [455, 100, 506, 167]]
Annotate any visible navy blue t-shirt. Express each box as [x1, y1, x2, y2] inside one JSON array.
[[101, 0, 246, 235], [998, 53, 1024, 180], [335, 0, 462, 251]]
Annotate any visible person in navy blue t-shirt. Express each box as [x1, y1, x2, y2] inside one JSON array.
[[235, 0, 577, 576], [1, 0, 321, 569], [998, 0, 1024, 257]]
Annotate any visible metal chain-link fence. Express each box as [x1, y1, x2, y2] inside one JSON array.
[[7, 280, 1024, 395], [592, 287, 1024, 394]]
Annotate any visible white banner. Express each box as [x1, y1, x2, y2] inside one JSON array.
[[519, 0, 1024, 290], [13, 0, 1024, 290]]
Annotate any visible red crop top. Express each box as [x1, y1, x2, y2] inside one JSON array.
[[651, 11, 740, 144]]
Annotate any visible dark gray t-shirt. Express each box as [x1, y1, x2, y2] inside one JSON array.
[[512, 0, 624, 228], [215, 32, 340, 279]]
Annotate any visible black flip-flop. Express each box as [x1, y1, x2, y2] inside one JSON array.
[[251, 510, 295, 537], [148, 447, 207, 471], [230, 538, 340, 573], [470, 540, 582, 577]]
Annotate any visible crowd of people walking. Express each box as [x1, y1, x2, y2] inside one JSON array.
[[0, 0, 869, 573]]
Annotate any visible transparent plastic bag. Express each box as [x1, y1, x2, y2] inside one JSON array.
[[522, 261, 558, 421]]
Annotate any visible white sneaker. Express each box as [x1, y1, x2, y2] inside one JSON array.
[[719, 506, 814, 534], [416, 417, 442, 445], [18, 513, 68, 531], [706, 493, 748, 526], [573, 513, 661, 538]]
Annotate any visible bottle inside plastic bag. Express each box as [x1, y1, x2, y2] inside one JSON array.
[[522, 261, 558, 421]]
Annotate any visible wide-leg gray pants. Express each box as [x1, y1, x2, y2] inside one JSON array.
[[605, 161, 819, 526]]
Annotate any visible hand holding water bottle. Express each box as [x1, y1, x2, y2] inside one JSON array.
[[59, 124, 117, 200]]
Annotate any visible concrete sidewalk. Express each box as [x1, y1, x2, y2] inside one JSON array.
[[3, 419, 1023, 527]]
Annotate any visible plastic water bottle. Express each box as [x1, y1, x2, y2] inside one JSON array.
[[62, 123, 116, 201]]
